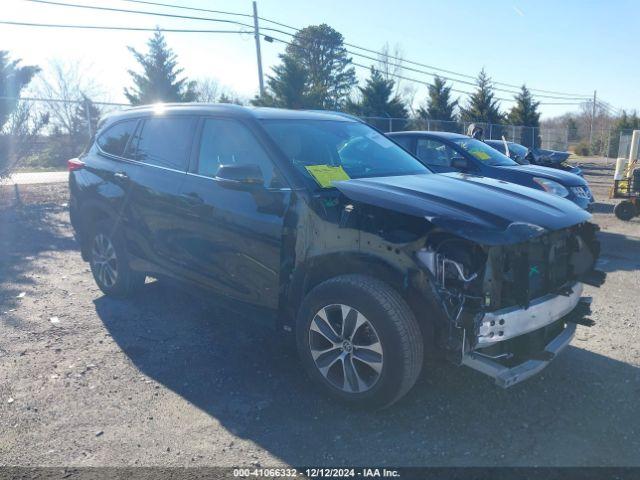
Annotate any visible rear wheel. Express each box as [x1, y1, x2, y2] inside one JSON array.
[[296, 274, 423, 409], [614, 200, 637, 221], [89, 221, 145, 298]]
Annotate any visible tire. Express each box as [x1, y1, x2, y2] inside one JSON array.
[[614, 201, 637, 221], [88, 220, 145, 298], [296, 274, 423, 409]]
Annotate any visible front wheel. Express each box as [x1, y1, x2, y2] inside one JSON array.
[[296, 274, 423, 409], [89, 221, 145, 298]]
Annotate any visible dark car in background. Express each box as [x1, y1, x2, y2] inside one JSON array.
[[485, 139, 583, 176], [68, 105, 605, 408], [389, 131, 593, 210]]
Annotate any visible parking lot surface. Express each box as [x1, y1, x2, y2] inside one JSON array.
[[1, 158, 639, 467]]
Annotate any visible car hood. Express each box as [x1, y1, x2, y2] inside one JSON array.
[[334, 173, 591, 245], [496, 164, 586, 186]]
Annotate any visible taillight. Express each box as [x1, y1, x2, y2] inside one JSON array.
[[67, 158, 85, 172]]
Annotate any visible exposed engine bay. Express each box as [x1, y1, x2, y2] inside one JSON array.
[[415, 222, 605, 386]]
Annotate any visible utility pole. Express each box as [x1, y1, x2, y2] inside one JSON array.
[[589, 90, 597, 147], [252, 1, 265, 97]]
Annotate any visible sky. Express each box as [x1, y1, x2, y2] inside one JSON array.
[[1, 0, 638, 119]]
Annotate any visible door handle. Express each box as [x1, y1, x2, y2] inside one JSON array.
[[114, 171, 129, 181]]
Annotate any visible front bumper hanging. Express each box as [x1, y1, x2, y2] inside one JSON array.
[[461, 283, 593, 388], [462, 322, 576, 388]]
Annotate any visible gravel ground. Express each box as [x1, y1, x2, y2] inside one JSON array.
[[1, 158, 639, 467]]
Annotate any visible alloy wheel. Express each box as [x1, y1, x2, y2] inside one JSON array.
[[91, 233, 118, 288], [308, 304, 384, 393]]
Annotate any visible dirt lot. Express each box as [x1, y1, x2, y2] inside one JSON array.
[[1, 158, 639, 467]]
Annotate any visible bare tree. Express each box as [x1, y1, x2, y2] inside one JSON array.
[[376, 43, 419, 114], [193, 77, 245, 105], [400, 83, 419, 116], [377, 43, 404, 95], [193, 77, 221, 103], [34, 59, 103, 135], [0, 101, 49, 177]]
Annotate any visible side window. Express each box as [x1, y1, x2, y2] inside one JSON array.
[[197, 118, 276, 186], [391, 136, 413, 151], [416, 138, 456, 167], [133, 116, 196, 170], [96, 120, 138, 157]]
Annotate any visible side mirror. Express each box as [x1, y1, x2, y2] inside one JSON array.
[[451, 157, 470, 170], [215, 164, 264, 188]]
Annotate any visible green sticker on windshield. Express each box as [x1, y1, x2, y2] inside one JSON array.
[[305, 165, 350, 188], [469, 150, 490, 160]]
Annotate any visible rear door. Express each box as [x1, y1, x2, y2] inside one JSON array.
[[124, 115, 197, 274], [175, 116, 291, 309], [91, 117, 143, 243]]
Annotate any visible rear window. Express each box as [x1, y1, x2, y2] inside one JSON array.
[[97, 120, 138, 157], [131, 116, 196, 170]]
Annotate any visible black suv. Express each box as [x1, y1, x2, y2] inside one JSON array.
[[69, 104, 605, 408]]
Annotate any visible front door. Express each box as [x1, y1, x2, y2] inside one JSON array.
[[414, 137, 460, 173], [175, 117, 291, 310]]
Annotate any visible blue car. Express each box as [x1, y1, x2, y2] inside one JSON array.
[[388, 131, 593, 210]]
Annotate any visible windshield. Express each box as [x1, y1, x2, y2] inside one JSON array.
[[260, 119, 429, 188], [452, 138, 518, 166]]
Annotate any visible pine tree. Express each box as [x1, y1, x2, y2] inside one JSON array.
[[416, 76, 458, 122], [459, 69, 503, 124], [252, 55, 316, 108], [285, 24, 357, 109], [0, 51, 41, 177], [124, 30, 196, 105], [0, 51, 39, 129], [508, 85, 540, 127], [345, 67, 408, 121]]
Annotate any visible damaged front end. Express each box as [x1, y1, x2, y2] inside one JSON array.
[[332, 174, 607, 388], [417, 222, 606, 388]]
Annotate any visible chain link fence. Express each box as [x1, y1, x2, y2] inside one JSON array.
[[2, 97, 616, 177], [1, 97, 127, 176]]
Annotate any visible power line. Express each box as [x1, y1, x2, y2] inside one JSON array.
[[338, 45, 594, 100], [39, 0, 593, 100], [1, 19, 596, 108], [23, 0, 292, 36], [264, 35, 514, 103], [119, 0, 309, 32], [24, 0, 251, 27], [0, 20, 247, 34], [109, 0, 594, 99], [119, 0, 254, 18], [344, 43, 591, 99], [16, 0, 615, 107]]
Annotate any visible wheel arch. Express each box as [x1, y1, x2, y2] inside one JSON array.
[[282, 252, 436, 347], [77, 200, 117, 260]]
